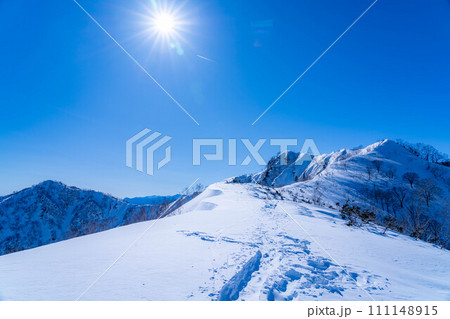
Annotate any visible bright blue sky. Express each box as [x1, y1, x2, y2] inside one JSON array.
[[1, 0, 449, 197]]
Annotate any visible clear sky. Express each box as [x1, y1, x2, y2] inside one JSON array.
[[1, 0, 449, 198]]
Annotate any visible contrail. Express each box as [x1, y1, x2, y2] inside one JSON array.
[[251, 0, 379, 125], [71, 0, 200, 126], [196, 55, 216, 63]]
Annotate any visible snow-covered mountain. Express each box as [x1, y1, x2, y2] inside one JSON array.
[[233, 139, 450, 248], [0, 181, 166, 256], [0, 140, 449, 301], [0, 182, 449, 301], [232, 151, 313, 187]]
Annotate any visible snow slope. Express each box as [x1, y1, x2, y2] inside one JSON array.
[[233, 140, 450, 247], [238, 140, 449, 209], [0, 182, 449, 301]]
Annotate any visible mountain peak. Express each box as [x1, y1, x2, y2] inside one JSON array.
[[35, 180, 68, 189], [0, 181, 164, 255]]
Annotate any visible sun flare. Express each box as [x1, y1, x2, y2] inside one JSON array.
[[140, 3, 191, 53], [153, 12, 176, 35]]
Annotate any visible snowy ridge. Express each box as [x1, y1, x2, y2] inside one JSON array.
[[232, 139, 450, 247], [0, 182, 449, 300], [0, 140, 449, 300], [284, 139, 449, 213]]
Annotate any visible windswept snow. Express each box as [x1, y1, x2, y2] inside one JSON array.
[[0, 182, 449, 301]]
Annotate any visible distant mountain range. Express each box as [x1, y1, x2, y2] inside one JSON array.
[[124, 194, 181, 206], [0, 181, 183, 255]]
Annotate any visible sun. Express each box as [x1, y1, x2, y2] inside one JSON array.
[[137, 2, 191, 52], [153, 12, 176, 35]]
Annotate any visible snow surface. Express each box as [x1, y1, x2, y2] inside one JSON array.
[[285, 139, 449, 203], [0, 182, 449, 301]]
